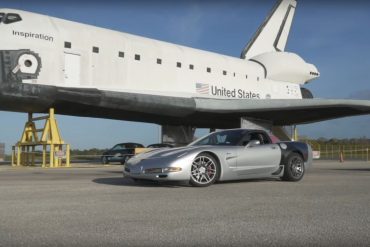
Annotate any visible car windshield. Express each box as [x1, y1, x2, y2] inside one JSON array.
[[190, 129, 248, 146], [112, 144, 124, 150]]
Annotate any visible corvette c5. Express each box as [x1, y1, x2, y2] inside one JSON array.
[[123, 129, 312, 187]]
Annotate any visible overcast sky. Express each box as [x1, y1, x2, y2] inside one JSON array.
[[0, 0, 370, 153]]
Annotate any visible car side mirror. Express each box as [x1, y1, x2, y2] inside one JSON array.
[[246, 140, 260, 148]]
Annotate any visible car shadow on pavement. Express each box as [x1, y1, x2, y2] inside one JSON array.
[[93, 176, 282, 187], [92, 177, 189, 188], [215, 177, 281, 185], [105, 171, 125, 174]]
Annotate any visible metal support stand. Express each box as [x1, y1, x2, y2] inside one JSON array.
[[161, 125, 196, 147], [12, 108, 70, 168], [292, 125, 298, 141], [240, 117, 273, 133], [239, 117, 298, 142]]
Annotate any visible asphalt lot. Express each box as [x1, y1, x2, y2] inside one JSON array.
[[0, 161, 369, 247]]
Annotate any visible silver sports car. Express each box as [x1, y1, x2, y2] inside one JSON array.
[[124, 129, 313, 187]]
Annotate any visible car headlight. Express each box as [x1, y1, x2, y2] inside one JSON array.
[[144, 167, 182, 174], [144, 168, 163, 174], [163, 167, 182, 173]]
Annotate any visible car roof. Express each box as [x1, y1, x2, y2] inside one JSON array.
[[115, 143, 144, 146], [147, 143, 173, 147]]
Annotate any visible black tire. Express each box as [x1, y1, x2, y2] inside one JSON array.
[[101, 156, 109, 164], [282, 153, 305, 181], [190, 153, 219, 187], [121, 156, 130, 165]]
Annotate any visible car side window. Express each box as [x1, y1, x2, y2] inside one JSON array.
[[259, 133, 271, 144], [247, 132, 269, 145], [248, 132, 271, 145], [239, 132, 252, 146], [249, 133, 259, 143]]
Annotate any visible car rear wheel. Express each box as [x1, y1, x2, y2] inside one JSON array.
[[282, 153, 305, 181], [190, 153, 219, 187]]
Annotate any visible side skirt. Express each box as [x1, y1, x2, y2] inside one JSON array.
[[271, 165, 285, 177]]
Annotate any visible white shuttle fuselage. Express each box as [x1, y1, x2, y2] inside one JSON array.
[[0, 0, 369, 134], [1, 8, 315, 100]]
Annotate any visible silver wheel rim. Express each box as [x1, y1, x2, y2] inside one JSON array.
[[191, 156, 217, 185], [290, 157, 304, 178]]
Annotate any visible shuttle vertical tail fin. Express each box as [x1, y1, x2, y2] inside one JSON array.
[[241, 0, 297, 60]]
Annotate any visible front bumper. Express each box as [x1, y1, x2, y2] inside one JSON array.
[[123, 166, 190, 181], [123, 150, 197, 181]]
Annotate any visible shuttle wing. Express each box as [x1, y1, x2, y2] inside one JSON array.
[[1, 83, 369, 128], [194, 98, 370, 126]]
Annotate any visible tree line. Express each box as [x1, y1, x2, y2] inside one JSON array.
[[70, 148, 108, 156], [299, 136, 370, 145]]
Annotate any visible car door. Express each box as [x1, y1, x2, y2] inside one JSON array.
[[110, 144, 124, 161], [236, 132, 281, 176], [224, 146, 238, 169]]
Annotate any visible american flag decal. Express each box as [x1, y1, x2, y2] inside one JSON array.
[[196, 83, 209, 95]]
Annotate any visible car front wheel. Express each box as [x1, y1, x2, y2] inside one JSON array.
[[101, 156, 109, 164], [282, 153, 305, 181], [190, 153, 219, 187]]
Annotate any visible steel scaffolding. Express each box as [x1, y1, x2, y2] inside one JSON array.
[[12, 108, 70, 168]]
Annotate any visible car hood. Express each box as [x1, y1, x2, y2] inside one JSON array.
[[128, 146, 206, 165]]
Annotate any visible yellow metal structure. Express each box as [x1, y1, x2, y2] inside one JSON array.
[[293, 125, 299, 141], [134, 147, 151, 155], [12, 108, 70, 168]]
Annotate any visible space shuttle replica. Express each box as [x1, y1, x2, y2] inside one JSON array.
[[0, 0, 370, 144]]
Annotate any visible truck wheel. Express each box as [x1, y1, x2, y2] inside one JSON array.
[[282, 153, 305, 181]]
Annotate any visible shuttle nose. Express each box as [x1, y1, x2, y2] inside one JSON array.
[[306, 63, 320, 83]]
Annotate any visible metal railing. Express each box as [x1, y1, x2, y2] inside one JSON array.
[[305, 142, 370, 161]]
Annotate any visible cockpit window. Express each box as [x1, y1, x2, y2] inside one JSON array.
[[2, 13, 22, 24], [0, 13, 5, 23]]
